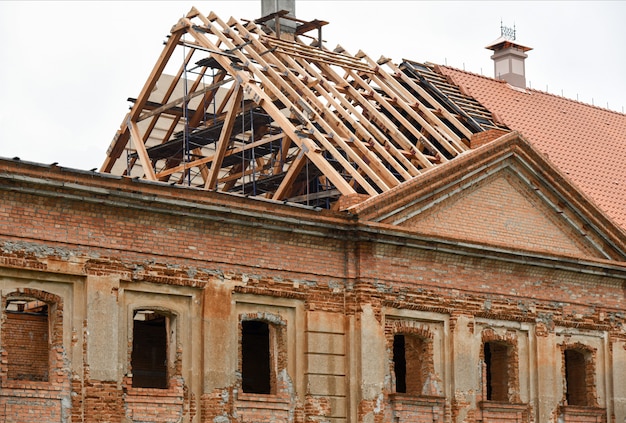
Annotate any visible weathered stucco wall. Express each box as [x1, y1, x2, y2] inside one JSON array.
[[0, 161, 625, 423]]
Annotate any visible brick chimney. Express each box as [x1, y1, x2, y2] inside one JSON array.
[[485, 24, 532, 89]]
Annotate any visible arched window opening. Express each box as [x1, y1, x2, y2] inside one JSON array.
[[131, 310, 168, 389], [5, 298, 49, 382]]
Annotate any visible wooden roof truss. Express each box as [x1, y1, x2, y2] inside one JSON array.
[[101, 8, 492, 209]]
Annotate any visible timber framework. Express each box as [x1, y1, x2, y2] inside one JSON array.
[[101, 8, 505, 209]]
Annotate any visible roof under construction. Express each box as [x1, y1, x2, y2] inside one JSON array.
[[101, 8, 506, 210]]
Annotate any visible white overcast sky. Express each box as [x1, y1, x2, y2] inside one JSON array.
[[1, 1, 624, 171]]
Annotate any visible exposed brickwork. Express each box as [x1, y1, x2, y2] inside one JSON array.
[[470, 128, 509, 149], [83, 380, 123, 423], [387, 395, 446, 423], [4, 312, 49, 381], [124, 378, 186, 423], [385, 320, 438, 396], [559, 342, 599, 408], [0, 160, 625, 422], [305, 395, 331, 422], [480, 328, 521, 404], [201, 389, 235, 422]]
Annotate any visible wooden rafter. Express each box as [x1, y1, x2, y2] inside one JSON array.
[[101, 8, 495, 209], [206, 83, 243, 189]]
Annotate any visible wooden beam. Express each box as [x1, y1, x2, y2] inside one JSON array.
[[188, 17, 360, 195], [205, 83, 244, 189], [272, 147, 307, 200], [128, 120, 157, 181], [361, 53, 468, 153], [138, 76, 233, 122], [312, 61, 435, 170], [222, 20, 385, 193], [130, 31, 185, 123], [271, 46, 418, 181]]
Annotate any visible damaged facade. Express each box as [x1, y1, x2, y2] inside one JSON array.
[[1, 6, 625, 423]]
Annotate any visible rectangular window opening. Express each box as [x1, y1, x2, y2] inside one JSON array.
[[565, 349, 588, 406], [131, 310, 168, 389], [393, 334, 426, 395], [242, 320, 271, 394], [393, 334, 407, 393], [5, 299, 49, 382], [484, 342, 509, 402]]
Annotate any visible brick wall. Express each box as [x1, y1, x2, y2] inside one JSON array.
[[4, 312, 49, 381], [0, 161, 624, 422]]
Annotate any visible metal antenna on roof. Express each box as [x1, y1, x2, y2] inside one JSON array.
[[500, 20, 516, 40]]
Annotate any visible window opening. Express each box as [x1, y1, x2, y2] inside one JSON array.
[[393, 334, 407, 393], [484, 342, 509, 401], [393, 334, 427, 395], [565, 349, 587, 406], [242, 320, 271, 394], [4, 299, 49, 381], [132, 310, 168, 389]]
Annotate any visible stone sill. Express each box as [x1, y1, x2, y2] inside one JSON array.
[[559, 405, 607, 420], [125, 386, 184, 400], [480, 401, 528, 412], [389, 393, 445, 406], [237, 392, 291, 410]]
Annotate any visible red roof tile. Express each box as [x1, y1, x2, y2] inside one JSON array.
[[439, 66, 626, 228]]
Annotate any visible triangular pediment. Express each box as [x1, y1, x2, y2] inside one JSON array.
[[352, 133, 626, 261]]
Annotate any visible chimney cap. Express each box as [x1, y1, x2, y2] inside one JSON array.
[[485, 36, 532, 53]]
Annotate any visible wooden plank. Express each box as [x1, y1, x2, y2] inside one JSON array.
[[138, 76, 233, 122], [272, 47, 419, 181], [128, 120, 156, 181], [272, 147, 307, 200], [186, 19, 358, 196], [224, 20, 388, 194], [192, 17, 373, 195], [205, 83, 243, 189], [254, 9, 290, 24], [294, 19, 328, 36]]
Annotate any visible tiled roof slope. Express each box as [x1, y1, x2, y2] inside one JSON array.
[[439, 66, 626, 228]]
